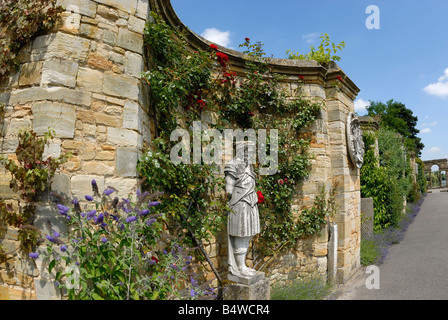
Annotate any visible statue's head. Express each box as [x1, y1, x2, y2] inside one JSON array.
[[235, 140, 256, 165]]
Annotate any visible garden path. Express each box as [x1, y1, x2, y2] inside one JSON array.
[[335, 192, 448, 300]]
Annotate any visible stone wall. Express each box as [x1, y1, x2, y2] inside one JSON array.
[[1, 0, 362, 299], [1, 0, 152, 300]]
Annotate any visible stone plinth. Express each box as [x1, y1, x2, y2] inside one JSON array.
[[223, 272, 270, 300]]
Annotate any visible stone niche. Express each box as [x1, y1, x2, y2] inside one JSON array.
[[0, 0, 362, 299]]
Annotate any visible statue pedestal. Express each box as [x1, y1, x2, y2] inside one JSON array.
[[223, 272, 270, 300]]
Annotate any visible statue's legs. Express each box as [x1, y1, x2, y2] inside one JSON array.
[[231, 236, 257, 276]]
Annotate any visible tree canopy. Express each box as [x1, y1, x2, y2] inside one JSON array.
[[366, 99, 424, 156]]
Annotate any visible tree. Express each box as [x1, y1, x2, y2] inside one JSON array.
[[366, 99, 424, 156]]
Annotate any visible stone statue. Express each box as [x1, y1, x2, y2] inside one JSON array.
[[224, 140, 260, 277]]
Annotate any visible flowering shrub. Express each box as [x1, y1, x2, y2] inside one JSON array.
[[142, 11, 334, 260], [36, 180, 216, 300]]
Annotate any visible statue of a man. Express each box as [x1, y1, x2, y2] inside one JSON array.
[[224, 140, 260, 277]]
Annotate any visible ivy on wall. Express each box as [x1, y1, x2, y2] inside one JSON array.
[[139, 12, 336, 259]]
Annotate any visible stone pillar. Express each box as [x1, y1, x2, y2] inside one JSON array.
[[325, 65, 361, 283], [223, 272, 270, 300]]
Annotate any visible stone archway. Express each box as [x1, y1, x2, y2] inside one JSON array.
[[424, 159, 448, 189]]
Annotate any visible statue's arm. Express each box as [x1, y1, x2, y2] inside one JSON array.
[[225, 174, 236, 199]]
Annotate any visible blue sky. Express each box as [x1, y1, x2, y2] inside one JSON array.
[[170, 0, 448, 161]]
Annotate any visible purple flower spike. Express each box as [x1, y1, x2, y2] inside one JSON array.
[[126, 216, 137, 223], [103, 189, 114, 196], [57, 204, 69, 216], [148, 201, 160, 207], [85, 195, 94, 201], [29, 252, 39, 259]]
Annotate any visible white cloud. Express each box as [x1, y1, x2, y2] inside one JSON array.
[[354, 98, 370, 115], [421, 128, 431, 134], [428, 147, 442, 153], [201, 28, 231, 48], [302, 32, 319, 44], [423, 68, 448, 98], [430, 121, 438, 126]]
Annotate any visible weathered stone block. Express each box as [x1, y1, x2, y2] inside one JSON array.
[[136, 0, 150, 20], [117, 28, 143, 54], [9, 87, 91, 106], [56, 0, 97, 18], [87, 52, 113, 71], [19, 61, 43, 86], [41, 58, 78, 88], [50, 173, 71, 198], [122, 101, 141, 131], [76, 67, 103, 93], [0, 137, 18, 154], [34, 202, 69, 236], [223, 274, 270, 300], [42, 139, 62, 161], [124, 51, 144, 78], [94, 0, 137, 15], [79, 23, 102, 40], [104, 177, 138, 198], [35, 278, 62, 300], [116, 148, 138, 177], [103, 73, 140, 100], [82, 161, 114, 175], [32, 33, 91, 62], [128, 15, 146, 34], [102, 28, 117, 46], [71, 175, 105, 199], [107, 127, 141, 148], [94, 112, 121, 127], [7, 118, 32, 136], [33, 101, 76, 138]]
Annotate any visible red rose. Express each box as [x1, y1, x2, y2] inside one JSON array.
[[209, 43, 218, 50], [257, 191, 265, 204], [216, 51, 229, 67], [245, 37, 250, 42], [299, 75, 304, 80], [336, 75, 343, 82], [278, 179, 284, 185], [151, 255, 159, 263], [248, 111, 254, 117]]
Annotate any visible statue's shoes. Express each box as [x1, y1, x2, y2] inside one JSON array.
[[239, 267, 257, 277]]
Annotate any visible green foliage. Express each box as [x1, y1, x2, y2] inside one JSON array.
[[416, 158, 427, 195], [367, 99, 424, 156], [143, 12, 213, 136], [360, 238, 381, 266], [137, 138, 227, 247], [38, 184, 216, 300], [286, 33, 345, 64], [0, 0, 62, 80], [271, 276, 333, 300], [361, 128, 414, 231], [0, 128, 69, 251], [141, 12, 332, 259]]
